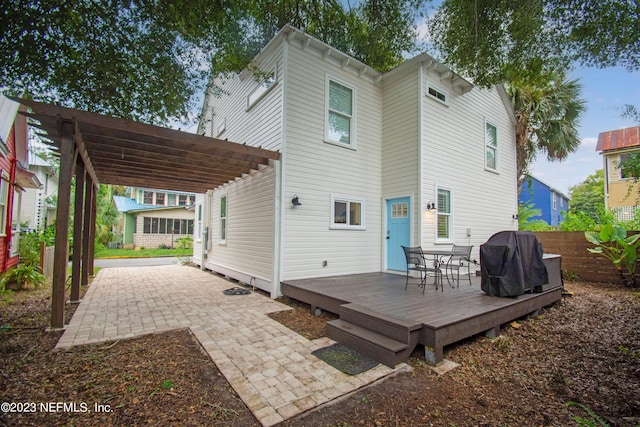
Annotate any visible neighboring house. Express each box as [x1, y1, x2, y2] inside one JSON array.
[[20, 151, 58, 231], [518, 175, 569, 227], [0, 94, 41, 272], [596, 125, 640, 220], [194, 26, 518, 298], [113, 187, 195, 248]]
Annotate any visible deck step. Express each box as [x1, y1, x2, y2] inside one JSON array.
[[326, 319, 413, 367], [326, 303, 424, 368], [339, 303, 422, 344]]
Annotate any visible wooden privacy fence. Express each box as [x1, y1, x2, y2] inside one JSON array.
[[40, 242, 55, 280], [534, 231, 638, 283]]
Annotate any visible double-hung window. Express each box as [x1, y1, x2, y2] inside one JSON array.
[[485, 120, 498, 172], [326, 77, 355, 148], [436, 187, 452, 241], [0, 174, 8, 236], [219, 195, 227, 242], [331, 195, 365, 230]]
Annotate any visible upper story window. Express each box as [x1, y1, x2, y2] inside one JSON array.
[[325, 77, 355, 148], [485, 120, 498, 172], [427, 84, 448, 105], [619, 153, 638, 179], [178, 194, 188, 206], [143, 191, 153, 204], [552, 191, 557, 210], [155, 192, 165, 206], [247, 67, 276, 110], [330, 195, 365, 230]]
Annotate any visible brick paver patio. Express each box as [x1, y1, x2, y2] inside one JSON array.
[[56, 265, 408, 426]]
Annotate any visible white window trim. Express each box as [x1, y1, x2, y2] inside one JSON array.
[[484, 118, 499, 173], [435, 184, 454, 244], [426, 83, 449, 106], [552, 192, 557, 210], [330, 194, 365, 230], [219, 194, 228, 244], [0, 171, 9, 237], [324, 74, 356, 150], [246, 66, 277, 111]]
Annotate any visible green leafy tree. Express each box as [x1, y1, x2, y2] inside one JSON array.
[[1, 0, 427, 124], [568, 170, 606, 220], [509, 73, 586, 183], [428, 0, 640, 88], [95, 185, 122, 247]]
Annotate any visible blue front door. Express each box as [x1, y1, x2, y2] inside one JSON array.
[[386, 197, 411, 271]]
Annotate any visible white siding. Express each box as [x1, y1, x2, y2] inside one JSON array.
[[200, 47, 284, 152], [421, 71, 517, 263], [192, 193, 204, 265], [205, 166, 275, 292], [281, 40, 383, 280], [381, 66, 420, 247]]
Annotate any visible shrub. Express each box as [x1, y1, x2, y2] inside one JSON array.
[[0, 263, 45, 290], [585, 224, 640, 288], [176, 236, 193, 251]]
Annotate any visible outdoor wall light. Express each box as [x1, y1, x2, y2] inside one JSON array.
[[512, 214, 519, 220], [291, 195, 302, 206], [426, 202, 436, 211]]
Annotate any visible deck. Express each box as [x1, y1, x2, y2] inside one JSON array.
[[281, 271, 563, 367]]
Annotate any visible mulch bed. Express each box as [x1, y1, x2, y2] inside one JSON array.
[[1, 278, 639, 426]]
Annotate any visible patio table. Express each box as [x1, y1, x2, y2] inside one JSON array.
[[421, 248, 455, 288]]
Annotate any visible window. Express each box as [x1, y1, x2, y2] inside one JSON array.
[[326, 78, 355, 147], [220, 195, 227, 241], [143, 191, 153, 204], [178, 194, 188, 206], [167, 193, 176, 206], [485, 120, 498, 171], [331, 195, 365, 230], [0, 175, 7, 235], [247, 68, 276, 109], [143, 217, 193, 234], [155, 192, 165, 206], [391, 202, 408, 218], [197, 204, 203, 240], [552, 192, 557, 210], [436, 187, 452, 241], [427, 85, 447, 104], [620, 153, 638, 179]]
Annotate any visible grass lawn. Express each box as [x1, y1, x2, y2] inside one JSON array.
[[94, 247, 191, 258]]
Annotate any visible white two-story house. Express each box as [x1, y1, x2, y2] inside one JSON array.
[[194, 25, 518, 298]]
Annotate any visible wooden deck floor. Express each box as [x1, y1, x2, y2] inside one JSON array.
[[282, 272, 563, 365]]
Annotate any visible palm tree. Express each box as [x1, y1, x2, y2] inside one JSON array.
[[508, 72, 586, 185]]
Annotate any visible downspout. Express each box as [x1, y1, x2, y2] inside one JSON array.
[[272, 33, 289, 299], [417, 64, 424, 247]]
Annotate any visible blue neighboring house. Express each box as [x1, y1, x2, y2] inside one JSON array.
[[518, 175, 570, 227]]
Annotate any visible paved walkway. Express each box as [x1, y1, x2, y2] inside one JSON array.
[[56, 265, 407, 426]]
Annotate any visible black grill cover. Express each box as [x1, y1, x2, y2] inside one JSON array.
[[480, 231, 549, 297]]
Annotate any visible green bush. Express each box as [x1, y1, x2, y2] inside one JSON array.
[[585, 224, 640, 288], [0, 263, 45, 290]]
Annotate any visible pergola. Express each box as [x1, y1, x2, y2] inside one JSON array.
[[13, 98, 280, 329]]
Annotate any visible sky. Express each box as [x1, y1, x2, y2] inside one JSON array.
[[530, 66, 640, 196]]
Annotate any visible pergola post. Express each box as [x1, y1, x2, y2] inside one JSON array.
[[51, 120, 76, 329], [70, 158, 85, 303], [81, 178, 95, 286], [88, 186, 97, 277]]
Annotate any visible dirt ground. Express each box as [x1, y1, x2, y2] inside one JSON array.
[[0, 277, 638, 426]]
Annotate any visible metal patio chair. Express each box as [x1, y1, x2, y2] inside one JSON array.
[[445, 245, 473, 287], [402, 246, 443, 293]]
